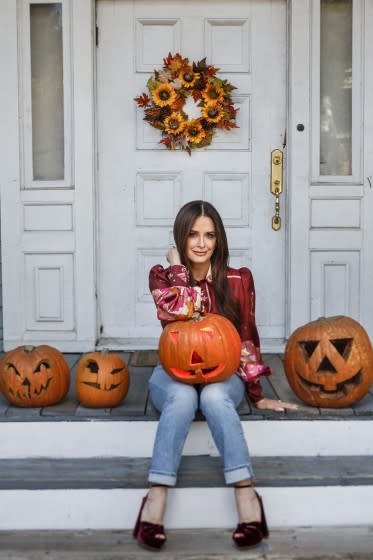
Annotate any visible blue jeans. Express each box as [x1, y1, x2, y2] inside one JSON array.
[[148, 364, 254, 486]]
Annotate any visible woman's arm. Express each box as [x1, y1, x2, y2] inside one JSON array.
[[237, 268, 298, 411], [149, 254, 202, 322]]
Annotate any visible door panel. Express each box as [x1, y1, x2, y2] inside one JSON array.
[[97, 0, 286, 349], [288, 0, 373, 339]]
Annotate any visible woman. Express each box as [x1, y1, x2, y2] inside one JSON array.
[[133, 200, 297, 550]]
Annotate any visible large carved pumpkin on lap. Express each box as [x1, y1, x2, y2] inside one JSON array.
[[76, 350, 129, 407], [0, 345, 70, 407], [284, 316, 373, 408], [159, 313, 241, 384]]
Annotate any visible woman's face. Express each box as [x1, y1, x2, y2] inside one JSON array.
[[185, 215, 217, 267]]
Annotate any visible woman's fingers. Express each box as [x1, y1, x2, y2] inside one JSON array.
[[255, 398, 299, 412], [166, 247, 181, 265]]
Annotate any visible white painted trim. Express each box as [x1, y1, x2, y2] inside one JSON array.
[[0, 0, 24, 344], [0, 486, 372, 529], [3, 338, 95, 352], [20, 0, 73, 188], [286, 0, 312, 335], [72, 0, 97, 348], [0, 420, 372, 459], [310, 0, 363, 185]]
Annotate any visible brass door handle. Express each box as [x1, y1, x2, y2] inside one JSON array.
[[270, 149, 283, 231]]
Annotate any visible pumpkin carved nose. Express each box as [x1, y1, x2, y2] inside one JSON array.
[[191, 351, 203, 364]]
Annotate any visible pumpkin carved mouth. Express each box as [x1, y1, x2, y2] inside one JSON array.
[[170, 363, 225, 379], [297, 369, 362, 398], [82, 381, 123, 391]]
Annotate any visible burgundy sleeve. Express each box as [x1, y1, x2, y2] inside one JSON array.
[[238, 268, 272, 404], [149, 264, 202, 323]]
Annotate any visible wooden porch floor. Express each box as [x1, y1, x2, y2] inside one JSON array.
[[0, 352, 372, 421]]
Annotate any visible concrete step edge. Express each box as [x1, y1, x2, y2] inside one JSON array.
[[0, 527, 373, 560], [1, 487, 373, 530], [0, 455, 372, 490], [2, 420, 373, 458]]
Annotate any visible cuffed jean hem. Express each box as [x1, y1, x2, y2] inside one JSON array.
[[224, 466, 254, 485], [148, 472, 177, 487]]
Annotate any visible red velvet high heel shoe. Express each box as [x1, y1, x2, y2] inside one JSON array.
[[133, 495, 167, 550], [232, 486, 269, 549]]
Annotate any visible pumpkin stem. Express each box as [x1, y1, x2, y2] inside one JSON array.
[[191, 312, 203, 322], [23, 345, 36, 353], [101, 348, 110, 356]]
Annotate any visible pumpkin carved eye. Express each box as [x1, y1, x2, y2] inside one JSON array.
[[200, 327, 214, 339], [34, 360, 51, 373], [330, 338, 353, 359], [299, 340, 318, 361]]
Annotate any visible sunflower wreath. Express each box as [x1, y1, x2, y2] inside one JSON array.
[[134, 52, 239, 155]]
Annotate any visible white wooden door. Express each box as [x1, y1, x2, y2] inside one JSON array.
[[288, 0, 373, 339], [96, 0, 287, 350]]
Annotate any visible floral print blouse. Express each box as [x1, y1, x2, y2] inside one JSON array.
[[149, 263, 272, 403]]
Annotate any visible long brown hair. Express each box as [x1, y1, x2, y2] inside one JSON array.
[[173, 200, 240, 329]]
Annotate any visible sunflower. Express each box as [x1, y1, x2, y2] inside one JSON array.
[[151, 83, 177, 107], [178, 67, 200, 88], [185, 120, 207, 144], [201, 101, 225, 123], [164, 112, 186, 135], [202, 82, 225, 103]]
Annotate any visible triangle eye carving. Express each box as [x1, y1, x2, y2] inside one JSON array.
[[298, 340, 319, 361], [330, 338, 353, 360]]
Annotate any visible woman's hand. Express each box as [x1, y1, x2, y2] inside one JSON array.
[[166, 247, 181, 266], [255, 398, 299, 412]]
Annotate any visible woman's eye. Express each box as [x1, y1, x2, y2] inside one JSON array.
[[188, 231, 197, 237], [207, 233, 216, 239]]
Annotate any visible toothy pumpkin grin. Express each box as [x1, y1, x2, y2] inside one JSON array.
[[7, 367, 53, 399], [170, 363, 225, 379], [297, 369, 362, 398]]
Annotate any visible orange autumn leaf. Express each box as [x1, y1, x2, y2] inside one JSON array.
[[134, 93, 150, 107], [164, 52, 189, 72], [171, 97, 186, 112]]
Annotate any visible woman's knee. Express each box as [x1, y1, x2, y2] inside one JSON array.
[[200, 383, 233, 414], [155, 383, 199, 421]]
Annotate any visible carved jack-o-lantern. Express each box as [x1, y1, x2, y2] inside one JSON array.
[[0, 345, 70, 407], [284, 316, 373, 408], [159, 313, 241, 384], [76, 350, 129, 407]]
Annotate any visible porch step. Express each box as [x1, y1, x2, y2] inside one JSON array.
[[1, 455, 373, 530], [1, 455, 373, 489], [0, 527, 372, 560]]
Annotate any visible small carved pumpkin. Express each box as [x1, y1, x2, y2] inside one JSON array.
[[0, 345, 70, 407], [159, 313, 241, 384], [284, 316, 373, 408], [76, 350, 129, 407]]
